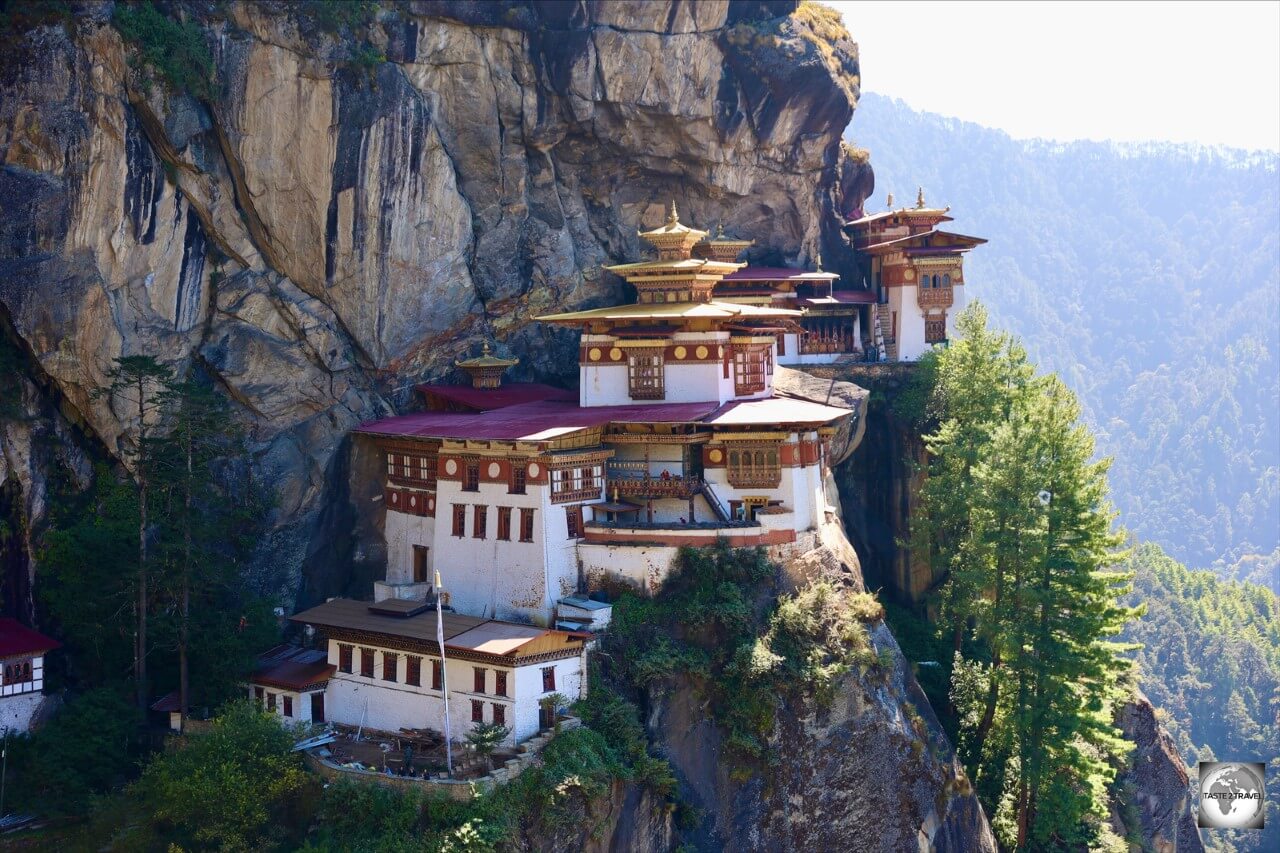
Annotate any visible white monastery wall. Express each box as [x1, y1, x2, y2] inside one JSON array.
[[385, 511, 436, 584], [0, 692, 45, 733]]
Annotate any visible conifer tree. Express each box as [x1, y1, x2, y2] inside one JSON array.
[[93, 355, 173, 709]]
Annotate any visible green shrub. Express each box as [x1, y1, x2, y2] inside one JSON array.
[[112, 0, 215, 100]]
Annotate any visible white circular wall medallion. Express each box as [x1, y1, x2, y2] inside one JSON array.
[[528, 462, 541, 478], [488, 462, 501, 478], [904, 268, 915, 281], [444, 459, 458, 475], [391, 492, 399, 504], [427, 497, 435, 511], [410, 496, 417, 507]]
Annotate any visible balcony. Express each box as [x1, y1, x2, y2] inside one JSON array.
[[916, 285, 954, 309], [606, 462, 702, 500]]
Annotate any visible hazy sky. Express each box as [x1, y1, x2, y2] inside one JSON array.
[[829, 1, 1280, 152]]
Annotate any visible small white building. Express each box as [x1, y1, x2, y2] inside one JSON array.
[[283, 598, 587, 747], [0, 617, 59, 733], [248, 644, 336, 726]]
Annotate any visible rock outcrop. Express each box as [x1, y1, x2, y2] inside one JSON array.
[[647, 525, 996, 852], [0, 0, 870, 604], [1110, 692, 1205, 853]]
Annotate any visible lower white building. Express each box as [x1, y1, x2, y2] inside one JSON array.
[[0, 617, 59, 733], [280, 597, 587, 747], [249, 644, 335, 725]]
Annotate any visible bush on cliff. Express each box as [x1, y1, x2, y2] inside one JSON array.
[[112, 0, 215, 100]]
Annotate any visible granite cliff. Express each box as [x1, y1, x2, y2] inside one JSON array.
[[0, 0, 870, 608]]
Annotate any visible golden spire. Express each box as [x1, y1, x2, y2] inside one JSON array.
[[916, 186, 926, 209], [667, 199, 679, 225], [716, 222, 726, 238], [815, 252, 824, 272], [886, 192, 894, 209]]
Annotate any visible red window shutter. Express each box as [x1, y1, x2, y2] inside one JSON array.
[[432, 660, 443, 690], [339, 644, 353, 673], [542, 666, 555, 692], [383, 652, 398, 682], [473, 667, 486, 694], [283, 696, 293, 717], [471, 699, 484, 723], [496, 671, 508, 697], [361, 649, 375, 678], [493, 703, 506, 727], [406, 656, 421, 686]]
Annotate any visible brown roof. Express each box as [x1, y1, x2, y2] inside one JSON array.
[[250, 644, 335, 691], [290, 599, 585, 662]]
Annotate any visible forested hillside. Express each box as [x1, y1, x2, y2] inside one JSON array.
[[848, 94, 1280, 583], [1119, 543, 1279, 853]]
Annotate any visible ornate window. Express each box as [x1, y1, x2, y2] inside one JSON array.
[[360, 648, 375, 678], [921, 274, 932, 288], [565, 505, 583, 538], [519, 508, 535, 542], [627, 349, 665, 399], [386, 452, 436, 488], [942, 273, 951, 287], [492, 703, 506, 727], [495, 671, 508, 697], [406, 656, 422, 687], [926, 316, 947, 344], [3, 658, 32, 684], [462, 460, 480, 492], [725, 444, 782, 488], [497, 506, 512, 541], [550, 465, 602, 503], [471, 699, 484, 723], [474, 667, 486, 694], [473, 505, 487, 539], [509, 465, 526, 495], [383, 652, 398, 682], [733, 347, 768, 395], [451, 504, 466, 537], [542, 666, 556, 692], [338, 644, 353, 674], [432, 660, 443, 690]]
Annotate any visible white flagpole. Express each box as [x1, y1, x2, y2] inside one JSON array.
[[435, 570, 453, 776]]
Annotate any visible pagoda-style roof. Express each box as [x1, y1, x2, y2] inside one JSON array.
[[604, 257, 741, 276], [537, 300, 800, 325], [694, 224, 754, 262], [847, 188, 954, 228], [638, 200, 707, 245], [454, 342, 518, 389]]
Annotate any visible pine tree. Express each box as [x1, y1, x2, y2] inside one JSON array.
[[93, 355, 173, 709]]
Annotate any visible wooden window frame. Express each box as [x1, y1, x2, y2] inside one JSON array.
[[338, 644, 353, 674], [925, 316, 947, 344], [497, 506, 512, 541], [495, 670, 508, 697], [733, 346, 768, 395], [471, 699, 484, 723], [519, 508, 536, 542], [406, 655, 422, 687], [283, 695, 293, 717], [360, 648, 375, 679], [626, 348, 665, 400], [432, 659, 443, 690], [452, 504, 466, 537], [473, 505, 488, 539], [541, 666, 556, 692], [725, 443, 782, 488], [462, 460, 480, 492], [473, 666, 486, 694], [267, 692, 277, 711], [509, 465, 526, 495], [565, 505, 582, 538], [492, 703, 506, 727], [4, 658, 33, 684], [383, 651, 398, 682]]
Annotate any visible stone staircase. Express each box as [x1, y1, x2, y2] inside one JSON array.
[[874, 303, 897, 361]]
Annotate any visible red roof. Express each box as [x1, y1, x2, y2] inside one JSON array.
[[250, 645, 335, 691], [722, 266, 839, 282], [416, 382, 574, 412], [358, 399, 722, 442], [0, 618, 59, 658]]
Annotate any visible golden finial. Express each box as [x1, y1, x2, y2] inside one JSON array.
[[716, 222, 726, 238], [815, 252, 824, 271], [886, 192, 894, 209], [481, 341, 492, 356], [916, 187, 926, 209], [667, 199, 679, 225]]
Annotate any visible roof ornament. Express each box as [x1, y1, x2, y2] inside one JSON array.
[[667, 199, 679, 225], [886, 192, 894, 209], [815, 252, 824, 272], [916, 186, 926, 209], [716, 222, 726, 238]]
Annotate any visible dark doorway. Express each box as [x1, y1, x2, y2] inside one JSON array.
[[310, 692, 325, 724]]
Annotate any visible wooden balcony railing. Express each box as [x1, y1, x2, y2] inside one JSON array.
[[550, 484, 603, 505], [916, 286, 954, 309]]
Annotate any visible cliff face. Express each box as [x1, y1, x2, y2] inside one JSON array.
[[0, 0, 870, 604], [1110, 693, 1205, 853]]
